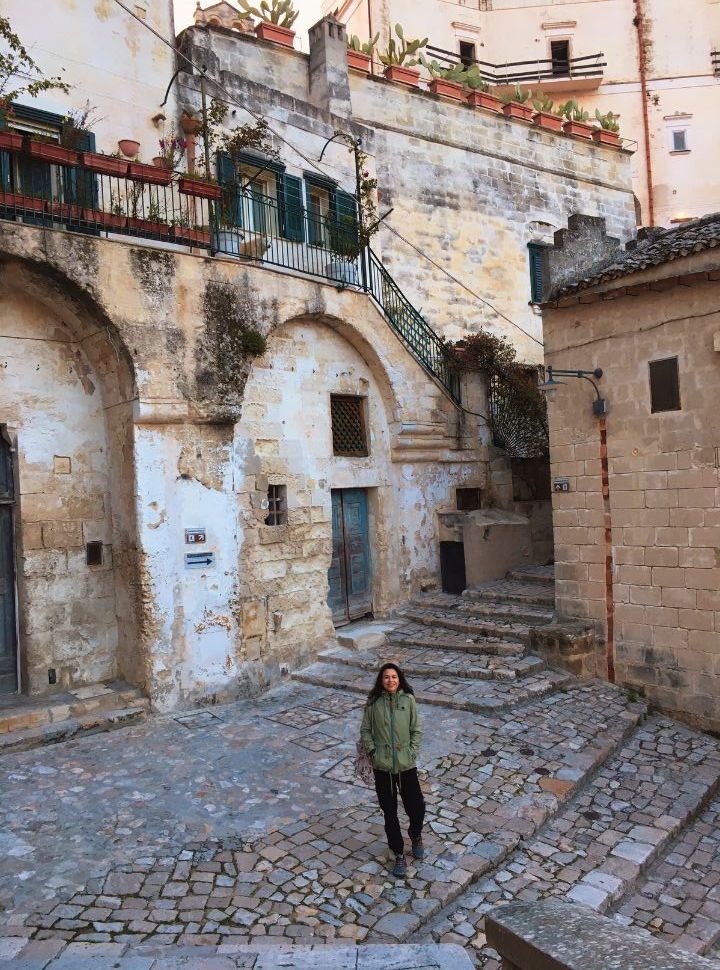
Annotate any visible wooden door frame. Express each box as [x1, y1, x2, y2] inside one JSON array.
[[329, 487, 374, 627], [0, 425, 21, 695]]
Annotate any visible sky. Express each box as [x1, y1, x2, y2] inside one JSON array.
[[173, 0, 326, 52]]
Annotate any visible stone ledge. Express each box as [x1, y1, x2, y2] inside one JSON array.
[[529, 619, 607, 679], [485, 899, 720, 969]]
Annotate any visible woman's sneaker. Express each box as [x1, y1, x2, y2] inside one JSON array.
[[392, 854, 407, 878], [411, 837, 425, 860]]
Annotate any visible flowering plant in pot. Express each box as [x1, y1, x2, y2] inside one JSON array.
[[531, 92, 563, 132], [500, 84, 534, 122], [347, 33, 378, 73], [126, 196, 171, 238], [129, 134, 185, 185], [27, 100, 99, 166], [464, 70, 501, 112], [419, 56, 466, 101], [592, 109, 621, 146], [236, 0, 299, 48], [379, 24, 427, 86], [558, 99, 593, 138]]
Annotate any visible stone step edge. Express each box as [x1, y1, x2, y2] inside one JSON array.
[[292, 665, 574, 714], [0, 687, 148, 734], [317, 650, 546, 682], [422, 704, 649, 942], [0, 706, 149, 755], [397, 610, 531, 643], [408, 600, 554, 625], [387, 634, 525, 657], [507, 569, 555, 586], [463, 589, 555, 607]]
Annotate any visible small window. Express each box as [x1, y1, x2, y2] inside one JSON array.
[[457, 487, 482, 511], [265, 484, 287, 526], [672, 130, 688, 152], [649, 357, 681, 413], [459, 41, 476, 67], [86, 541, 103, 566], [528, 243, 546, 303], [331, 395, 368, 457], [550, 39, 570, 76]]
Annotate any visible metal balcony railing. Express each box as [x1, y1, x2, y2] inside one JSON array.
[[713, 50, 720, 75], [0, 146, 461, 404], [425, 45, 606, 86]]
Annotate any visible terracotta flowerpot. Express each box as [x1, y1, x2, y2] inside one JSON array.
[[171, 226, 211, 247], [0, 130, 23, 152], [254, 21, 295, 47], [0, 191, 45, 213], [501, 101, 534, 122], [118, 139, 141, 158], [533, 111, 563, 132], [127, 216, 171, 237], [592, 128, 620, 147], [466, 90, 501, 113], [347, 49, 371, 73], [383, 64, 421, 87], [180, 113, 202, 136], [127, 161, 172, 185], [85, 209, 126, 229], [178, 176, 222, 200], [428, 78, 465, 101], [47, 201, 84, 221], [27, 140, 79, 166], [562, 120, 593, 139], [81, 152, 129, 176]]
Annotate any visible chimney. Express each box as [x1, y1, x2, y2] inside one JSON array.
[[308, 16, 352, 119]]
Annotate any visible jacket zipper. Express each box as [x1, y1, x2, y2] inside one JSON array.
[[389, 693, 397, 773]]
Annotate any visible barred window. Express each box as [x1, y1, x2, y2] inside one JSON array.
[[330, 395, 368, 457], [265, 484, 287, 526]]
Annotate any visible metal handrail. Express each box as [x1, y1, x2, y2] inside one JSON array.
[[425, 45, 606, 85]]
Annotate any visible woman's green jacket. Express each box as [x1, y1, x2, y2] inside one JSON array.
[[360, 689, 422, 773]]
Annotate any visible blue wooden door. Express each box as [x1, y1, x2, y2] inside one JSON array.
[[328, 489, 372, 625], [0, 433, 17, 693]]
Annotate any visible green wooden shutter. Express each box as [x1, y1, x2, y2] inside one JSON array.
[[216, 150, 243, 227], [63, 130, 97, 210], [281, 174, 304, 241], [528, 244, 545, 303], [0, 150, 10, 193], [333, 188, 359, 253]]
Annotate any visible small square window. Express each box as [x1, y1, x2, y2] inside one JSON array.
[[649, 357, 681, 413], [550, 39, 570, 76], [672, 130, 688, 152], [331, 395, 368, 457], [265, 484, 287, 526], [459, 41, 476, 67], [86, 541, 103, 566], [456, 487, 483, 511]]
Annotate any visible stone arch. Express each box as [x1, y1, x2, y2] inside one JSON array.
[[0, 255, 143, 696]]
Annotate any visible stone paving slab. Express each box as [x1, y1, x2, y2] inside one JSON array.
[[397, 608, 532, 644], [388, 625, 524, 658], [317, 644, 545, 681]]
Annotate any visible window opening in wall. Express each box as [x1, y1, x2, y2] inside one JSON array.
[[527, 243, 546, 303], [265, 484, 287, 526], [649, 357, 681, 413], [671, 129, 688, 152], [86, 541, 103, 566], [456, 487, 483, 511], [550, 39, 570, 76], [330, 395, 368, 457], [459, 41, 476, 67]]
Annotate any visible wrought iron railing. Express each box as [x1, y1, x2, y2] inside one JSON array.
[[0, 144, 461, 404], [425, 45, 606, 86], [713, 50, 720, 76]]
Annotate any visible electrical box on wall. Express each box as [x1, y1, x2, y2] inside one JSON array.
[[553, 478, 571, 493]]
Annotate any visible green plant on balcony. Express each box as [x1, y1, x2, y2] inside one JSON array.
[[347, 33, 379, 55], [558, 98, 590, 122], [464, 65, 491, 93], [236, 0, 298, 28], [59, 100, 100, 149], [532, 92, 556, 114], [595, 109, 620, 132], [418, 55, 467, 83], [378, 24, 428, 66], [500, 83, 532, 105]]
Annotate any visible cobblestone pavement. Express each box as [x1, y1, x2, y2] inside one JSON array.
[[2, 574, 720, 968], [318, 644, 546, 681]]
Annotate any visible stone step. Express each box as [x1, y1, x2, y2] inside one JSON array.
[[507, 565, 555, 585], [293, 661, 573, 714], [0, 681, 148, 737], [318, 644, 546, 682], [0, 704, 149, 754], [425, 716, 720, 964], [388, 631, 525, 657], [461, 600, 555, 626], [463, 585, 556, 608], [397, 607, 531, 643]]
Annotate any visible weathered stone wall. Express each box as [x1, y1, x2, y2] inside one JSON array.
[[543, 254, 720, 732]]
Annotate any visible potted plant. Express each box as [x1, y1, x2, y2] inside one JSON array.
[[0, 187, 45, 213], [347, 33, 378, 73], [500, 84, 534, 122], [592, 109, 621, 146], [464, 70, 501, 112], [420, 57, 466, 101], [29, 101, 100, 167], [180, 110, 202, 136], [118, 138, 140, 158], [379, 24, 427, 86], [532, 93, 563, 132], [0, 99, 22, 151], [81, 150, 129, 176], [236, 0, 299, 48], [178, 169, 222, 200], [128, 135, 185, 185], [124, 190, 171, 237], [171, 212, 211, 247], [85, 192, 127, 229], [558, 99, 593, 138]]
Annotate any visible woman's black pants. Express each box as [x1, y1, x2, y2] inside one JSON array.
[[373, 767, 425, 855]]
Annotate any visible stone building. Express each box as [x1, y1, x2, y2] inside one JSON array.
[[541, 213, 720, 732], [0, 5, 636, 709], [330, 0, 720, 228]]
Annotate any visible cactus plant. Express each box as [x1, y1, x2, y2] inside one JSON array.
[[595, 108, 620, 132], [532, 92, 555, 114], [236, 0, 298, 29], [347, 33, 379, 56], [378, 23, 428, 66], [558, 98, 590, 123], [500, 83, 532, 106]]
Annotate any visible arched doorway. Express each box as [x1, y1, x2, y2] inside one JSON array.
[[0, 429, 17, 692]]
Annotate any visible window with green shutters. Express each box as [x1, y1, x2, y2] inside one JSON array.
[[281, 174, 304, 241], [528, 243, 546, 303]]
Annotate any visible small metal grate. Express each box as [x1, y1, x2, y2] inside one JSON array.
[[265, 483, 287, 526], [330, 395, 368, 457]]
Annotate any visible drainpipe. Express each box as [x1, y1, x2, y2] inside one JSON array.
[[634, 0, 655, 225], [599, 417, 615, 683], [367, 0, 375, 76]]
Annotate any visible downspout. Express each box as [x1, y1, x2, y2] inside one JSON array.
[[599, 417, 615, 683], [368, 0, 375, 76], [634, 0, 655, 225]]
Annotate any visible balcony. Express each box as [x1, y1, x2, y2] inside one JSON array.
[[0, 137, 460, 403], [713, 49, 720, 75], [424, 45, 606, 93]]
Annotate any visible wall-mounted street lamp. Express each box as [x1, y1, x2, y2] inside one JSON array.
[[539, 366, 608, 416]]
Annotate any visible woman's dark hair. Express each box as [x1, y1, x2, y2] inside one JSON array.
[[366, 662, 415, 705]]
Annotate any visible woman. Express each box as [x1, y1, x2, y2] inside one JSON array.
[[360, 662, 425, 878]]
